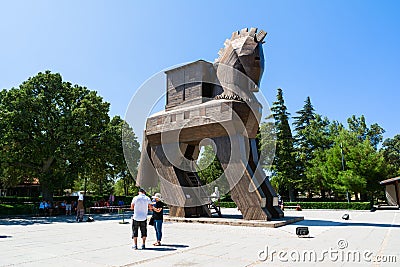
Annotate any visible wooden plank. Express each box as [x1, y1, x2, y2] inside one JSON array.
[[136, 136, 158, 188], [149, 144, 211, 217], [213, 135, 269, 220], [150, 145, 186, 207], [147, 100, 260, 139]]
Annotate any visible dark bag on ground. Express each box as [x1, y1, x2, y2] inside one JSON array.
[[149, 216, 154, 226]]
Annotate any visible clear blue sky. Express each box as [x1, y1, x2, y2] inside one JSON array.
[[1, 0, 399, 140]]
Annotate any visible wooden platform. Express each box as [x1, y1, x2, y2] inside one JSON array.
[[164, 214, 303, 228]]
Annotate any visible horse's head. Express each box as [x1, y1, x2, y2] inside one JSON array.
[[215, 28, 267, 87]]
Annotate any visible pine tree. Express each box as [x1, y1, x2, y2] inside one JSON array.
[[293, 96, 315, 197], [270, 88, 297, 201], [293, 96, 315, 134]]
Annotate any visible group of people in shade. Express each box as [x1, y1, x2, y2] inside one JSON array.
[[130, 188, 164, 249], [38, 193, 85, 222], [38, 199, 73, 216]]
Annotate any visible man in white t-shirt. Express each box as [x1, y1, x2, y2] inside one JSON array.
[[131, 188, 153, 249]]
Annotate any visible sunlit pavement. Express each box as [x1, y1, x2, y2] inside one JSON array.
[[0, 209, 399, 266]]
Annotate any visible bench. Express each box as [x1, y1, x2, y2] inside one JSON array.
[[283, 205, 302, 211]]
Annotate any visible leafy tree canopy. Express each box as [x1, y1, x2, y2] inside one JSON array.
[[0, 71, 125, 201], [381, 135, 400, 177]]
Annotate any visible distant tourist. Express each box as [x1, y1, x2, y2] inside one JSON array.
[[65, 200, 72, 215], [60, 200, 66, 214], [39, 200, 46, 216], [151, 193, 164, 246], [130, 188, 153, 250], [76, 192, 85, 222], [45, 201, 53, 216]]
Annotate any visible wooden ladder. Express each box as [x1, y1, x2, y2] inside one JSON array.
[[186, 172, 201, 187]]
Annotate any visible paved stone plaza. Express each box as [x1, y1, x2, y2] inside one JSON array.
[[0, 209, 399, 266]]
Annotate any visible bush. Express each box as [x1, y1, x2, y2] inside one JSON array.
[[0, 203, 36, 215], [0, 196, 40, 204], [284, 202, 370, 210], [219, 202, 237, 208], [219, 195, 233, 202], [216, 201, 370, 210]]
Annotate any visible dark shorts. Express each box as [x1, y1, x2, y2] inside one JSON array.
[[132, 220, 147, 238]]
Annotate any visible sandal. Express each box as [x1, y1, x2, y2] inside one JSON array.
[[153, 242, 161, 246]]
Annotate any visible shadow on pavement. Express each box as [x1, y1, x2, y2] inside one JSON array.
[[294, 219, 400, 228], [0, 212, 134, 226], [160, 244, 189, 248], [220, 214, 243, 219], [143, 247, 177, 251]]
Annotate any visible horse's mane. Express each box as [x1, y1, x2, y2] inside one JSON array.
[[214, 28, 267, 101], [214, 27, 267, 65]]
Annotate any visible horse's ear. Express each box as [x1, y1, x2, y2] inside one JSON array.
[[255, 30, 267, 43]]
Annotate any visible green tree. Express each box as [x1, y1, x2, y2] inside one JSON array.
[[292, 96, 316, 197], [381, 135, 400, 177], [257, 119, 277, 170], [300, 114, 333, 197], [307, 128, 387, 201], [0, 71, 110, 202], [270, 88, 297, 201], [335, 129, 386, 201], [108, 117, 140, 196], [71, 116, 140, 196], [293, 96, 315, 134], [347, 115, 385, 149], [306, 148, 333, 198], [197, 146, 224, 185]]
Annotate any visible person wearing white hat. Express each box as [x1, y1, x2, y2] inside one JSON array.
[[151, 193, 164, 246]]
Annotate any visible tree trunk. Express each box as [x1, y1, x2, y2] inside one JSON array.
[[84, 177, 88, 195], [99, 178, 102, 195], [360, 193, 368, 202], [123, 179, 128, 196], [369, 194, 374, 209], [41, 158, 55, 204], [320, 189, 326, 198], [307, 190, 313, 199], [40, 180, 54, 204], [289, 184, 296, 202]]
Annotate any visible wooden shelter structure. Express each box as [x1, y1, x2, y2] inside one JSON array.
[[380, 177, 400, 207], [0, 178, 40, 197], [136, 28, 283, 220]]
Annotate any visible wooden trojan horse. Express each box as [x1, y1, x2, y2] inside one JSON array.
[[137, 28, 284, 220]]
